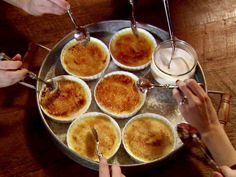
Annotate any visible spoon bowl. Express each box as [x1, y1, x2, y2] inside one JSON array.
[[27, 71, 58, 93], [136, 77, 177, 93], [67, 9, 90, 45]]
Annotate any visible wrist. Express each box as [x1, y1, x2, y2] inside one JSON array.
[[200, 122, 223, 142], [200, 123, 236, 166]]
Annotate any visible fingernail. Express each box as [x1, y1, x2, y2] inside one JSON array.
[[176, 80, 180, 84], [66, 3, 71, 10]]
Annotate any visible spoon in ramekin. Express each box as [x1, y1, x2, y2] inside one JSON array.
[[91, 126, 103, 160], [67, 8, 90, 45], [129, 0, 139, 37]]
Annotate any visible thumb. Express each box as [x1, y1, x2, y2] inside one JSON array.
[[221, 166, 236, 177], [212, 171, 223, 177], [12, 54, 22, 61]]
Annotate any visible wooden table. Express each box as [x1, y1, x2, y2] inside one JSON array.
[[1, 0, 236, 176]]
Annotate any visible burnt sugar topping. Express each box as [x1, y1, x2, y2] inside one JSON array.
[[123, 116, 175, 162], [109, 28, 156, 70], [95, 73, 145, 117], [61, 37, 110, 80], [67, 114, 121, 161], [111, 32, 152, 66], [40, 79, 90, 120], [63, 41, 107, 76]]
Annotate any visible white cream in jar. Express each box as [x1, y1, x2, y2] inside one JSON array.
[[151, 40, 197, 85]]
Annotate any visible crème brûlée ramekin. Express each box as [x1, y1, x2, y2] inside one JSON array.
[[61, 37, 110, 80], [94, 71, 146, 118], [66, 112, 121, 162], [109, 27, 157, 71], [122, 113, 176, 163], [39, 75, 91, 123]]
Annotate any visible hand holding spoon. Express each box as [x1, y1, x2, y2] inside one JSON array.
[[0, 52, 58, 92], [177, 123, 224, 176]]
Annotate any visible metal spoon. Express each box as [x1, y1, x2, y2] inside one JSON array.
[[162, 0, 175, 69], [67, 8, 90, 45], [129, 0, 139, 37], [27, 71, 58, 92], [177, 123, 224, 176], [91, 126, 103, 159], [136, 77, 204, 93], [136, 77, 180, 93], [0, 52, 12, 61]]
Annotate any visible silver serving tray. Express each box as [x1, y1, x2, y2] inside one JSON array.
[[36, 20, 206, 171]]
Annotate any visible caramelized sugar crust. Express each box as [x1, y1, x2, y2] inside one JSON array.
[[124, 117, 174, 162], [40, 80, 88, 118], [69, 116, 119, 161], [95, 74, 142, 114], [110, 31, 154, 67], [63, 41, 108, 76]]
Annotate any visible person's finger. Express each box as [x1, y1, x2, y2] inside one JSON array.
[[185, 79, 206, 100], [49, 0, 70, 10], [12, 54, 22, 61], [44, 5, 67, 15], [221, 166, 236, 176], [176, 80, 196, 103], [212, 171, 223, 177], [172, 88, 182, 104], [112, 164, 122, 177], [6, 69, 28, 82], [17, 68, 28, 80], [0, 69, 28, 87], [0, 61, 23, 70], [99, 157, 110, 177], [37, 1, 67, 15]]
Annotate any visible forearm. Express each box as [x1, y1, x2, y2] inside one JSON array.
[[201, 123, 236, 166]]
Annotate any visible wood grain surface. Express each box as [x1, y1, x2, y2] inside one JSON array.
[[0, 0, 236, 176]]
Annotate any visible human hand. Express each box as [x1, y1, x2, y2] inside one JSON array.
[[99, 156, 125, 177], [21, 0, 70, 16], [0, 54, 28, 88], [213, 166, 236, 177], [172, 79, 220, 134]]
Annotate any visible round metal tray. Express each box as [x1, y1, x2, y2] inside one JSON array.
[[36, 20, 206, 171]]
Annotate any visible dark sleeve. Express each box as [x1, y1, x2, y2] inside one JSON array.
[[231, 164, 236, 169]]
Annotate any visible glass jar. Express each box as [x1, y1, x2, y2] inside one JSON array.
[[151, 39, 198, 85]]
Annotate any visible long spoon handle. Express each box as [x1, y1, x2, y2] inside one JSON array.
[[129, 0, 139, 37], [162, 0, 174, 41], [163, 0, 176, 68], [67, 8, 87, 36]]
